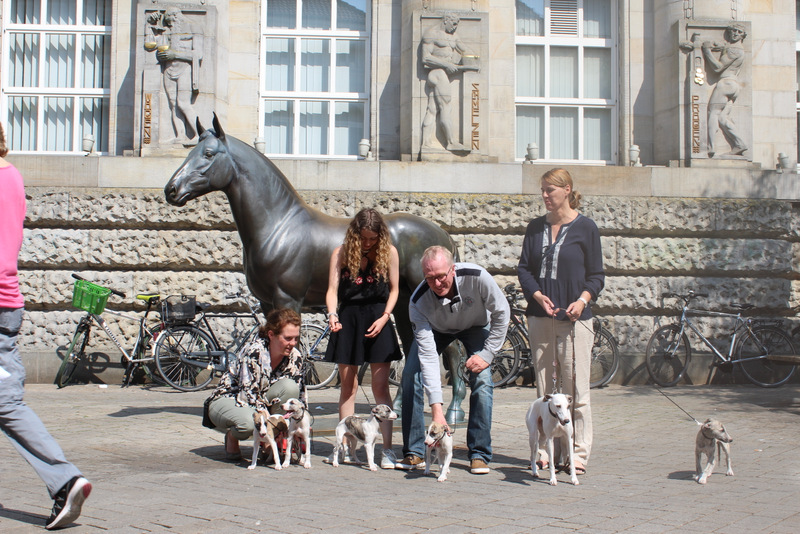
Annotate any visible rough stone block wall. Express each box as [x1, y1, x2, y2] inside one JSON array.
[[18, 187, 800, 383]]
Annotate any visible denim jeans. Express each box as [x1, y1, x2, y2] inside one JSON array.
[[401, 324, 493, 463], [0, 308, 81, 497]]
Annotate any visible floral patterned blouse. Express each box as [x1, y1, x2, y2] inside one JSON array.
[[204, 337, 307, 410]]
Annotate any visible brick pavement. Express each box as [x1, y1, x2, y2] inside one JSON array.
[[1, 383, 800, 533]]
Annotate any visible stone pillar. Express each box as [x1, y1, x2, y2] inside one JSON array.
[[134, 2, 219, 156], [678, 20, 752, 163]]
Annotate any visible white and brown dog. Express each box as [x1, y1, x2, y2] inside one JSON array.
[[281, 398, 312, 469], [423, 422, 453, 482], [249, 408, 288, 470], [695, 418, 733, 484], [332, 404, 397, 471], [525, 393, 579, 486]]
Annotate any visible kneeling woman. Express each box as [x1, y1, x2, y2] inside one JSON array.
[[203, 308, 306, 460]]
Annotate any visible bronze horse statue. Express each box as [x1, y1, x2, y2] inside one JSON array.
[[163, 115, 456, 358]]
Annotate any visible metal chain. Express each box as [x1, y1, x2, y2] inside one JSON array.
[[731, 0, 738, 21], [684, 0, 693, 20]]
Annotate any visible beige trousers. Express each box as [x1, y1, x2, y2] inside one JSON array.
[[529, 316, 593, 466]]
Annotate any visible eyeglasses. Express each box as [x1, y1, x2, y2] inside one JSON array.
[[425, 266, 453, 285]]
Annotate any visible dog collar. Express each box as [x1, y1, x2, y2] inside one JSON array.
[[548, 404, 559, 420], [700, 427, 715, 440], [288, 406, 305, 421]]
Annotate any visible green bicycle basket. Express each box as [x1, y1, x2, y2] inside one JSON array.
[[72, 279, 112, 314]]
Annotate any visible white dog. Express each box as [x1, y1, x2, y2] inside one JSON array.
[[695, 418, 733, 484], [332, 404, 397, 471], [281, 398, 312, 469], [423, 421, 453, 482], [525, 393, 579, 486], [248, 408, 288, 470]]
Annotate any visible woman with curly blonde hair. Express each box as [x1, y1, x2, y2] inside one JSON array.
[[324, 208, 401, 468]]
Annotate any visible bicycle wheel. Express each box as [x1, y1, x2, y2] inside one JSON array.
[[56, 320, 90, 388], [492, 328, 524, 387], [735, 325, 797, 387], [590, 327, 619, 389], [645, 325, 691, 387], [299, 323, 338, 389], [141, 325, 168, 386], [155, 325, 217, 392], [388, 358, 404, 387]]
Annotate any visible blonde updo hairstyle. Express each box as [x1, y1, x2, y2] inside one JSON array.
[[541, 168, 581, 210]]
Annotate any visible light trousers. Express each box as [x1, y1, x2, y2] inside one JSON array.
[[529, 316, 593, 465]]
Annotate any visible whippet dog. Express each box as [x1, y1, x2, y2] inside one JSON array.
[[525, 393, 579, 486], [281, 398, 312, 469], [695, 418, 734, 484], [423, 421, 454, 482], [332, 404, 397, 471]]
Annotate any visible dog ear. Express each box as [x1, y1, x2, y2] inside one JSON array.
[[544, 394, 552, 401]]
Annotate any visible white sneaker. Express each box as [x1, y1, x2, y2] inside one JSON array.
[[381, 449, 398, 469]]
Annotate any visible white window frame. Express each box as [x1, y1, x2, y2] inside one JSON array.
[[258, 0, 371, 159], [1, 0, 111, 154], [515, 0, 618, 164]]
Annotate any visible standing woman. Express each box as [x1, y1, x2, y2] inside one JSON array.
[[325, 208, 402, 469], [517, 168, 604, 475]]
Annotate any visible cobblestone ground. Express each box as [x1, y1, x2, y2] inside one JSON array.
[[1, 383, 799, 533]]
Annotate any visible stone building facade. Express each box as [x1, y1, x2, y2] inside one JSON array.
[[1, 0, 799, 383]]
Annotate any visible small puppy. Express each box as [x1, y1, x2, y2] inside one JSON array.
[[525, 393, 579, 486], [423, 422, 453, 482], [249, 408, 288, 470], [332, 404, 397, 471], [281, 398, 312, 469], [695, 418, 734, 484]]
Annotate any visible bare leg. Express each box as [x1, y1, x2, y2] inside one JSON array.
[[370, 362, 393, 449], [337, 364, 359, 421]]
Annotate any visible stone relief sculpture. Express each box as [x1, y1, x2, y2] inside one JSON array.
[[680, 22, 749, 158], [144, 7, 203, 145], [420, 12, 480, 152], [701, 23, 748, 157]]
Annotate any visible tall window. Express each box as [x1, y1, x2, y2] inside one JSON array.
[[515, 0, 616, 163], [1, 0, 111, 154], [260, 0, 370, 157]]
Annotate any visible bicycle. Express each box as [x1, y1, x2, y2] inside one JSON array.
[[56, 274, 165, 388], [299, 307, 404, 390], [496, 284, 620, 389], [645, 290, 797, 388], [153, 292, 262, 392]]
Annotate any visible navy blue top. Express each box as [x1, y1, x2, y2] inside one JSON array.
[[517, 213, 605, 320]]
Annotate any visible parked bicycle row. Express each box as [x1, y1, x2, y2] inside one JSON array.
[[57, 275, 798, 392]]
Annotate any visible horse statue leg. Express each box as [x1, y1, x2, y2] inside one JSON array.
[[444, 343, 467, 424]]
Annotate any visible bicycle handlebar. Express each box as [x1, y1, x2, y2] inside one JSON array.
[[72, 273, 126, 299], [661, 290, 709, 301]]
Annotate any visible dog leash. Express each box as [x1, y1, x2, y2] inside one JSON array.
[[568, 316, 702, 426]]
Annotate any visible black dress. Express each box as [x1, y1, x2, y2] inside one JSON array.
[[324, 261, 402, 365]]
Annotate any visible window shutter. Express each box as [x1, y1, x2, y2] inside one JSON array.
[[550, 0, 578, 36]]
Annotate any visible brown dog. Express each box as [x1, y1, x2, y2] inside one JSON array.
[[248, 408, 288, 470]]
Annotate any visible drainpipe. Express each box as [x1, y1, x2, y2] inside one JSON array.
[[621, 0, 632, 166]]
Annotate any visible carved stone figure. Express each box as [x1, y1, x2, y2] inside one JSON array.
[[420, 12, 480, 152], [146, 7, 203, 145], [700, 23, 747, 158]]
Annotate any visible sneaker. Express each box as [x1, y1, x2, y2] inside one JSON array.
[[395, 454, 425, 470], [323, 450, 351, 464], [380, 449, 398, 469], [46, 476, 92, 530], [470, 458, 490, 475]]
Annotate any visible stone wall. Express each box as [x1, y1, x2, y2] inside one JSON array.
[[18, 187, 800, 383]]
